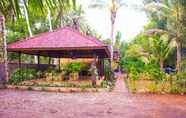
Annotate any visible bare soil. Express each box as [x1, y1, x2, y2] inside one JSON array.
[[0, 74, 186, 118]]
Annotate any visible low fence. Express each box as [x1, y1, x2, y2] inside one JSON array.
[[0, 63, 55, 81]]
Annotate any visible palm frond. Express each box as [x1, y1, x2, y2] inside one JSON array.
[[0, 0, 76, 20]]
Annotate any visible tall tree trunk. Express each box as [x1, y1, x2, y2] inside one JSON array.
[[23, 3, 33, 37], [48, 8, 53, 32], [160, 58, 164, 71], [110, 12, 116, 62], [59, 10, 64, 28], [21, 1, 37, 63], [110, 0, 117, 62], [175, 2, 181, 73], [1, 16, 9, 82], [176, 38, 181, 72], [47, 8, 58, 65]]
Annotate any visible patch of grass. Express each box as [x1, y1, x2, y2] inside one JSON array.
[[169, 86, 186, 94]]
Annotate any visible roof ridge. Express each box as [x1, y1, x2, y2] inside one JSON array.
[[63, 27, 105, 46]]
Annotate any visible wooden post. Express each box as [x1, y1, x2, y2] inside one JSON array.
[[18, 52, 22, 80], [58, 58, 61, 71], [93, 54, 97, 65], [18, 52, 21, 69], [98, 58, 104, 77], [48, 57, 51, 65], [91, 54, 97, 87], [101, 59, 104, 77], [37, 55, 40, 70], [37, 55, 40, 64], [109, 58, 112, 81]]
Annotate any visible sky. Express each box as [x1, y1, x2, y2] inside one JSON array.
[[78, 0, 149, 41]]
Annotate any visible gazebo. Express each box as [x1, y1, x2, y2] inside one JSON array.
[[7, 27, 111, 78]]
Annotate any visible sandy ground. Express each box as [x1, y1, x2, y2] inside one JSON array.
[[0, 74, 186, 118], [0, 90, 186, 118]]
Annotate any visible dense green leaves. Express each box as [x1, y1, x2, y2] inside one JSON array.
[[9, 68, 37, 85], [143, 0, 186, 72], [65, 62, 84, 73], [0, 0, 76, 18]]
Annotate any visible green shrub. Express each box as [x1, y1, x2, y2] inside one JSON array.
[[9, 68, 36, 85], [144, 64, 165, 81], [128, 67, 140, 80], [65, 62, 83, 73], [121, 58, 145, 73], [101, 80, 109, 88], [104, 60, 111, 80], [175, 72, 186, 88], [170, 86, 183, 94], [45, 66, 60, 75]]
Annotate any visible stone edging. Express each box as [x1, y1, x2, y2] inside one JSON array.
[[6, 85, 108, 93]]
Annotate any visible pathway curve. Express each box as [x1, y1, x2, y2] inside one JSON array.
[[113, 73, 128, 93]]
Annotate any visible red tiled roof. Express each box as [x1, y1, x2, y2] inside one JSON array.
[[8, 27, 106, 50]]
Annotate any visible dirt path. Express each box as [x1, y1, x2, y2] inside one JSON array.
[[0, 75, 186, 118], [113, 73, 128, 93]]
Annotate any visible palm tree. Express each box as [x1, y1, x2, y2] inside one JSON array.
[[90, 0, 126, 60], [20, 0, 33, 37], [0, 0, 76, 17], [0, 16, 8, 82], [151, 34, 174, 70], [144, 0, 186, 72]]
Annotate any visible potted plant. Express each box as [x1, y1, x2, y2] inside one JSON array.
[[65, 62, 82, 81]]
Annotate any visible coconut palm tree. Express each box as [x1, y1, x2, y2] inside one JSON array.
[[0, 0, 76, 17], [0, 16, 8, 82], [89, 0, 126, 60], [144, 0, 186, 72]]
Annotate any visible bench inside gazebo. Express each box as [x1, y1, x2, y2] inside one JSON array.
[[7, 27, 111, 83]]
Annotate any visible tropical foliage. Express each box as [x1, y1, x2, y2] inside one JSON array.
[[9, 68, 36, 85], [118, 0, 186, 94]]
